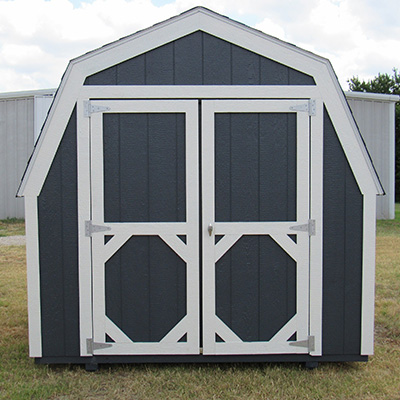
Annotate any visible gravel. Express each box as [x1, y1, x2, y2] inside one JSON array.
[[0, 235, 26, 246]]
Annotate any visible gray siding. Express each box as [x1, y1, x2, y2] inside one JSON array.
[[106, 236, 186, 342], [38, 108, 79, 357], [0, 97, 34, 219], [84, 32, 316, 86], [214, 112, 297, 342], [323, 108, 363, 355], [103, 112, 187, 342], [103, 113, 186, 222]]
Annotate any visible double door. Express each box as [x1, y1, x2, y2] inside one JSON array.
[[84, 98, 319, 356]]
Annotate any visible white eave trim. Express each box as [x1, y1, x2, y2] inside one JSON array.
[[345, 91, 400, 103], [0, 88, 56, 100]]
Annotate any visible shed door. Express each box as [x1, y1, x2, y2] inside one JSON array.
[[86, 98, 315, 356], [89, 100, 200, 355], [202, 100, 311, 355]]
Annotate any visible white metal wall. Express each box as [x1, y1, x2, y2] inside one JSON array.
[[0, 97, 34, 219], [346, 92, 398, 219], [0, 90, 55, 219]]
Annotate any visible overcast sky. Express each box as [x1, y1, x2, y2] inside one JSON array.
[[0, 0, 399, 93]]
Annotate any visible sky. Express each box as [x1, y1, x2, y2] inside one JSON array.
[[0, 0, 399, 92]]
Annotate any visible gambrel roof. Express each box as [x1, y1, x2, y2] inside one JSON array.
[[17, 6, 383, 197]]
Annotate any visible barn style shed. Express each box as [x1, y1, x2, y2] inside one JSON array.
[[18, 7, 383, 369]]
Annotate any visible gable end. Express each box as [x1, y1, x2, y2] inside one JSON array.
[[84, 31, 316, 86]]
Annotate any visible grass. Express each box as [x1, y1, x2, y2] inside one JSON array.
[[376, 203, 400, 236], [0, 218, 25, 237], [0, 212, 399, 399]]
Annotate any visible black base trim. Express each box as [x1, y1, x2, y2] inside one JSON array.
[[35, 354, 368, 366]]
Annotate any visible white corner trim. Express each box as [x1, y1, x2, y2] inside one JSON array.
[[77, 99, 93, 357], [25, 195, 42, 358], [361, 193, 377, 355]]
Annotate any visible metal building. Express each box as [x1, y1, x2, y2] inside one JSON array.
[[17, 7, 383, 369], [0, 89, 55, 219], [346, 91, 399, 219]]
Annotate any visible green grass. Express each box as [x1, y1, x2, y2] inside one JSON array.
[[376, 203, 400, 236], [0, 218, 25, 237], [0, 214, 399, 399]]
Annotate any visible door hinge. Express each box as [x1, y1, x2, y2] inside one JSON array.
[[289, 219, 316, 236], [83, 100, 111, 117], [289, 99, 316, 116], [85, 220, 112, 237], [86, 338, 113, 354], [289, 335, 315, 352], [199, 347, 203, 355]]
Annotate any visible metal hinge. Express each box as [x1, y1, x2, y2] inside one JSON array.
[[289, 335, 315, 352], [86, 338, 113, 354], [83, 100, 111, 117], [289, 219, 316, 236], [289, 99, 316, 116], [199, 347, 203, 355], [85, 220, 112, 237]]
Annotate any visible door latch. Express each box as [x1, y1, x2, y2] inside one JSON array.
[[208, 224, 213, 236]]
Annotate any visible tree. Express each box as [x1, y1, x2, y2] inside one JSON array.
[[348, 69, 400, 203]]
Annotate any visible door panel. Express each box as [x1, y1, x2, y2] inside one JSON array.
[[103, 112, 186, 222], [90, 100, 199, 355], [202, 100, 310, 355], [215, 112, 296, 222], [215, 235, 296, 342]]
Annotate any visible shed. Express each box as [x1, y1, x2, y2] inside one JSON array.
[[0, 89, 55, 219], [346, 91, 399, 219], [18, 7, 383, 369]]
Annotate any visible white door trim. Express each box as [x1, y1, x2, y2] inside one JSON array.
[[201, 99, 319, 355], [80, 99, 200, 355]]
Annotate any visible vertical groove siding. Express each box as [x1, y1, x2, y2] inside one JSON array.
[[214, 112, 297, 342], [38, 108, 79, 357], [84, 32, 315, 86], [34, 32, 368, 359], [103, 112, 187, 342], [322, 108, 363, 355], [347, 97, 395, 219], [0, 98, 34, 219]]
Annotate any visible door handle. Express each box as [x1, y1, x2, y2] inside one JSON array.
[[208, 223, 213, 236]]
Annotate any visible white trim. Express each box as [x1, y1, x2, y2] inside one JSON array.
[[0, 88, 55, 100], [25, 195, 42, 357], [202, 99, 312, 355], [309, 98, 324, 356], [214, 234, 242, 263], [270, 234, 301, 262], [88, 99, 200, 355], [361, 193, 377, 355], [388, 102, 396, 218], [77, 99, 93, 356], [345, 91, 400, 102], [201, 99, 217, 355], [159, 234, 190, 263], [79, 85, 320, 99]]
